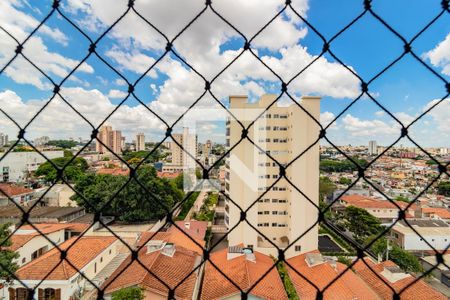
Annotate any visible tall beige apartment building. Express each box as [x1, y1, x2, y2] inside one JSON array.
[[96, 125, 123, 154], [225, 94, 321, 258], [171, 127, 198, 169], [136, 133, 145, 151]]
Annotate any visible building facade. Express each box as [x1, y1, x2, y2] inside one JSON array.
[[368, 140, 377, 155], [225, 94, 321, 258], [0, 150, 64, 183], [171, 127, 197, 169], [95, 125, 123, 154], [135, 132, 145, 151]]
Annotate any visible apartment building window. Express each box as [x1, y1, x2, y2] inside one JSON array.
[[272, 174, 278, 179], [272, 223, 278, 227], [264, 223, 269, 227], [273, 114, 279, 118], [272, 211, 278, 215], [264, 199, 270, 203], [272, 199, 278, 203], [258, 199, 264, 203], [280, 114, 288, 119], [266, 114, 271, 118], [279, 199, 287, 203], [258, 211, 263, 215], [264, 211, 270, 215], [295, 246, 302, 252]]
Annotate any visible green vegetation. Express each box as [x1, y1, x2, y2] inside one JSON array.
[[175, 192, 200, 221], [338, 177, 352, 185], [47, 140, 78, 149], [337, 256, 352, 266], [437, 181, 450, 197], [72, 166, 183, 222], [341, 206, 382, 244], [12, 146, 33, 152], [193, 193, 219, 222], [0, 223, 19, 282], [274, 260, 299, 300], [394, 195, 409, 203], [35, 156, 88, 182], [111, 286, 144, 300], [122, 150, 165, 165], [319, 176, 336, 201], [320, 158, 368, 172], [371, 237, 422, 273]]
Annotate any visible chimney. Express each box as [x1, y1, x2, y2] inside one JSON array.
[[184, 222, 190, 230]]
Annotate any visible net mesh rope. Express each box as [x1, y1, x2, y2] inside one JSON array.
[[0, 0, 449, 299]]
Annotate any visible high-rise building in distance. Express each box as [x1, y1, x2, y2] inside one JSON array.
[[171, 127, 197, 169], [96, 125, 123, 154], [368, 140, 377, 156], [0, 133, 9, 147], [136, 133, 145, 151], [225, 94, 321, 258]]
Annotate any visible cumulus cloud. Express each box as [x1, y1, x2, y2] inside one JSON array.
[[107, 89, 128, 99], [423, 33, 450, 76], [0, 1, 94, 90]]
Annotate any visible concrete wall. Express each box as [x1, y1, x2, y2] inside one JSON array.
[[0, 151, 64, 182], [15, 230, 65, 267]]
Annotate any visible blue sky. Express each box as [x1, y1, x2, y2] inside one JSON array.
[[0, 0, 448, 148]]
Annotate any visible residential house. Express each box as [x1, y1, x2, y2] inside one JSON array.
[[0, 183, 34, 206], [287, 251, 380, 299], [390, 219, 450, 252], [200, 246, 288, 300], [353, 258, 447, 299], [4, 236, 118, 300]]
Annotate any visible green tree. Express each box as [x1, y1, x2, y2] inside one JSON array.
[[371, 237, 422, 273], [339, 177, 352, 185], [394, 195, 409, 203], [35, 156, 88, 182], [111, 286, 144, 300], [72, 166, 183, 222], [437, 181, 450, 197], [0, 223, 19, 282], [47, 140, 78, 149], [343, 206, 383, 244], [319, 176, 336, 201], [320, 158, 368, 172], [123, 150, 163, 164]]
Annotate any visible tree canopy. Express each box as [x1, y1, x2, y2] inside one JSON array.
[[0, 223, 19, 282], [47, 140, 78, 149], [112, 286, 144, 300], [35, 156, 88, 182], [342, 206, 383, 244], [437, 181, 450, 197], [371, 237, 422, 273], [320, 158, 368, 172], [71, 166, 183, 222]]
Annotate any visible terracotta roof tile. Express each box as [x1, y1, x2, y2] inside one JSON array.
[[341, 195, 417, 210], [353, 258, 447, 300], [287, 251, 380, 300], [103, 231, 200, 300], [201, 247, 288, 300], [0, 183, 33, 197], [16, 236, 117, 281]]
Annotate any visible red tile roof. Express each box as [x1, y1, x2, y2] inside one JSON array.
[[96, 168, 129, 176], [173, 221, 208, 240], [157, 171, 181, 179], [287, 251, 380, 300], [8, 223, 89, 251], [138, 227, 205, 255], [421, 207, 450, 219], [353, 258, 447, 300], [16, 236, 117, 280], [201, 247, 288, 300], [341, 195, 417, 211], [0, 183, 33, 198], [103, 231, 200, 299]]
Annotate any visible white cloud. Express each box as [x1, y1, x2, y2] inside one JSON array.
[[0, 1, 94, 90], [107, 89, 128, 99], [374, 110, 385, 117], [341, 114, 398, 137], [423, 33, 450, 76], [423, 98, 450, 133]]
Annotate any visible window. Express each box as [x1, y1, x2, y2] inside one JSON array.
[[272, 223, 278, 227], [295, 246, 302, 252], [94, 262, 97, 273], [22, 257, 26, 264], [264, 211, 269, 215], [258, 211, 263, 215], [43, 288, 56, 300], [15, 288, 29, 300], [272, 199, 278, 203], [272, 211, 278, 215], [100, 257, 103, 263], [109, 249, 112, 255]]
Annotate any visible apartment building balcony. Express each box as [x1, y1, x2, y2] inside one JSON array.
[[257, 235, 289, 249]]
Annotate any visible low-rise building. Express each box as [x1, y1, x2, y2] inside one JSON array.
[[336, 195, 416, 224], [102, 228, 204, 300], [0, 205, 86, 224], [390, 219, 450, 252], [4, 236, 118, 300], [353, 258, 446, 299], [287, 251, 379, 299], [0, 183, 34, 206], [6, 223, 88, 267], [201, 246, 288, 299]]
